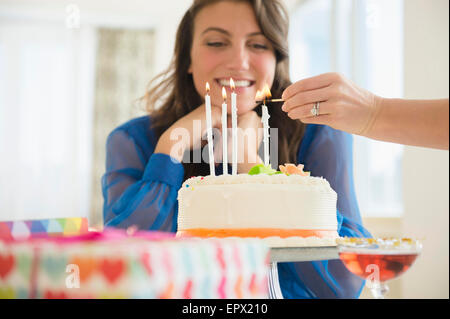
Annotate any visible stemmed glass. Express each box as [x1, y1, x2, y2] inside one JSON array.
[[337, 237, 422, 299]]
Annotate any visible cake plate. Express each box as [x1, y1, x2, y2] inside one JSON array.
[[270, 246, 338, 263], [267, 246, 339, 299]]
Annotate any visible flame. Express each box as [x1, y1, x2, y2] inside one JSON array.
[[230, 78, 235, 91], [262, 84, 272, 99], [206, 82, 210, 93], [255, 90, 263, 101], [222, 86, 227, 101]]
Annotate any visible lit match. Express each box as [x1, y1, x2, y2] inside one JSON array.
[[255, 98, 284, 103]]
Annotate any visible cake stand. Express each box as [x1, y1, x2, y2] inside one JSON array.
[[268, 246, 339, 299]]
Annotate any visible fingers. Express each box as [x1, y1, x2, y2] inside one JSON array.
[[237, 110, 262, 128], [282, 86, 331, 113], [286, 101, 331, 121], [210, 104, 223, 122], [282, 72, 342, 100], [298, 113, 333, 126], [238, 109, 260, 118]]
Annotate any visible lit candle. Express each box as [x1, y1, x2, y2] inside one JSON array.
[[205, 82, 215, 176], [230, 78, 238, 175], [261, 85, 271, 167], [221, 87, 228, 175]]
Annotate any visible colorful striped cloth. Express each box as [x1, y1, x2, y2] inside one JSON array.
[[0, 217, 89, 240], [0, 228, 269, 299]]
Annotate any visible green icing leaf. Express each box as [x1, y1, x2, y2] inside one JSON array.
[[248, 164, 264, 175], [271, 171, 284, 175], [247, 164, 283, 175]]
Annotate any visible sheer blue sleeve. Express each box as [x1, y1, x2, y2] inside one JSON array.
[[102, 123, 184, 233], [278, 124, 372, 299]]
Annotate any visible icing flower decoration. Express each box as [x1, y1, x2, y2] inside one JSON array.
[[279, 163, 310, 176]]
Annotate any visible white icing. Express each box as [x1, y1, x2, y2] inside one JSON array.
[[181, 236, 338, 248], [178, 174, 338, 232], [263, 236, 338, 247], [182, 173, 332, 188]]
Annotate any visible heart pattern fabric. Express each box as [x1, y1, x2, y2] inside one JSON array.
[[0, 232, 269, 299]]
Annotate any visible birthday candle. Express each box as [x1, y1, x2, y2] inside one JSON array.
[[230, 78, 238, 175], [221, 87, 228, 175], [261, 85, 271, 167], [205, 82, 215, 176], [261, 103, 270, 167]]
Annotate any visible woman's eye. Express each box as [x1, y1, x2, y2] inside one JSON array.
[[207, 42, 225, 47], [250, 43, 269, 50]]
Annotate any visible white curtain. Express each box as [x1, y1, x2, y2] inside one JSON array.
[[0, 21, 96, 222], [90, 28, 154, 229]]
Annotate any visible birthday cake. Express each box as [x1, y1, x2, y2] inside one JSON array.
[[177, 164, 339, 247]]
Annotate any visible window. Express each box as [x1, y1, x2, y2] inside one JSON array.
[[289, 0, 404, 217], [0, 20, 96, 221]]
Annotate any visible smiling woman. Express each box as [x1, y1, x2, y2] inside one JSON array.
[[102, 0, 371, 299], [144, 0, 304, 179]]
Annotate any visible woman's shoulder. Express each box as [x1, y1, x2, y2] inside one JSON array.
[[113, 115, 151, 133], [108, 115, 157, 149], [297, 124, 353, 160], [305, 124, 352, 143]]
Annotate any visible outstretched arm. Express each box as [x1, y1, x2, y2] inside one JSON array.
[[281, 73, 449, 150], [365, 98, 448, 150]]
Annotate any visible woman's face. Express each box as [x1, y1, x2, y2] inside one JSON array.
[[189, 1, 277, 115]]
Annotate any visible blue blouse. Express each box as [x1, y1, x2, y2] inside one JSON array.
[[102, 115, 371, 299]]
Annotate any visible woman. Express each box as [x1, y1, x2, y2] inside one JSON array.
[[102, 0, 371, 299]]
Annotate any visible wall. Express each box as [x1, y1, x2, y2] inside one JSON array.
[[0, 0, 191, 74], [360, 0, 449, 299], [402, 0, 449, 298]]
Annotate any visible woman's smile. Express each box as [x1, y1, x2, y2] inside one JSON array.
[[214, 77, 256, 95]]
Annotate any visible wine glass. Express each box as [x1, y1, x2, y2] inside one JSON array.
[[337, 237, 422, 299]]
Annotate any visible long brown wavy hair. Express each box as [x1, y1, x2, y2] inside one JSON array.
[[141, 0, 305, 181]]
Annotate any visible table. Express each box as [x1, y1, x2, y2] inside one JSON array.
[[267, 246, 339, 298]]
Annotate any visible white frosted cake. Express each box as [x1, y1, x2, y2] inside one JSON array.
[[176, 164, 339, 247]]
